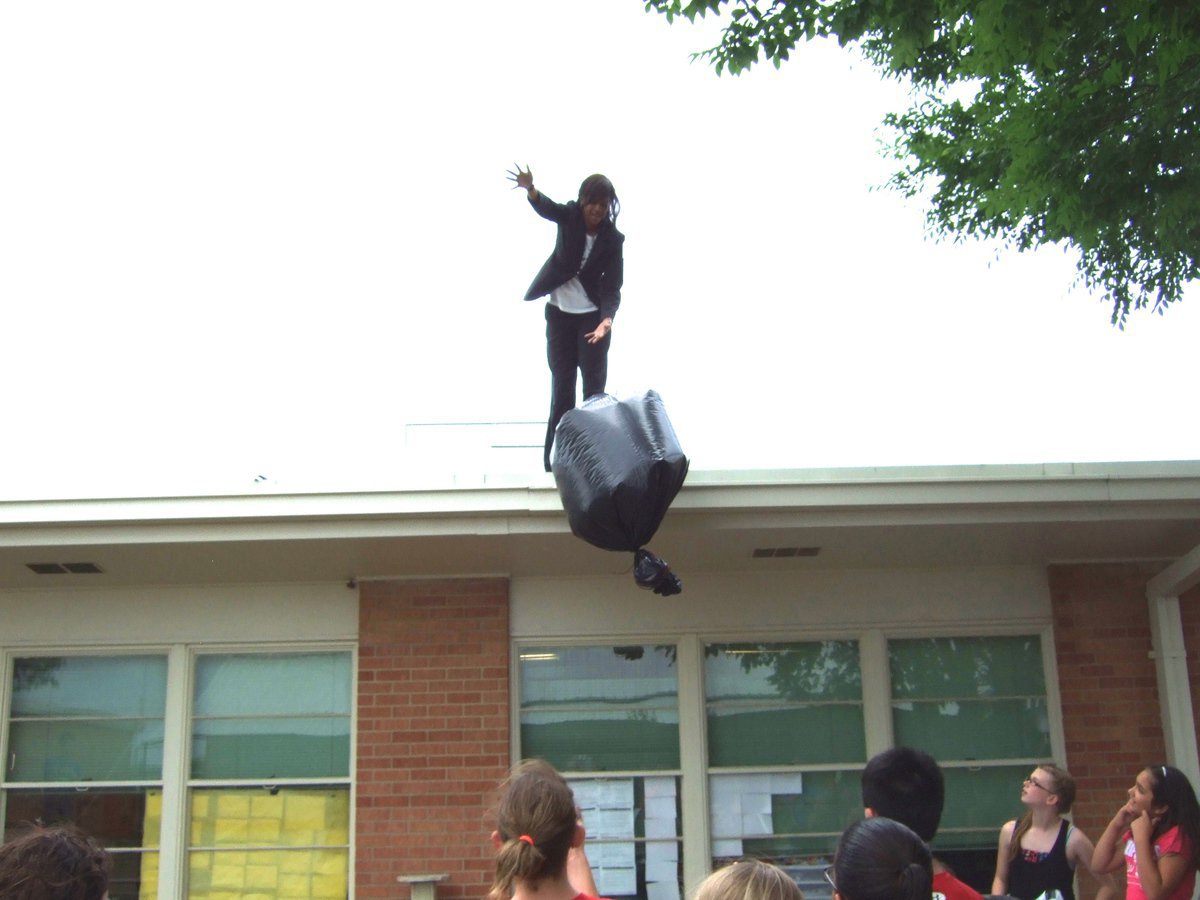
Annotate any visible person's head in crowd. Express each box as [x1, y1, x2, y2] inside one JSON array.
[[0, 824, 111, 900], [860, 746, 944, 842], [694, 859, 804, 900], [489, 759, 583, 900], [830, 818, 932, 900], [1137, 764, 1200, 866]]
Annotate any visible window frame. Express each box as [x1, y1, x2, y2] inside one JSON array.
[[1, 641, 356, 900], [513, 623, 1063, 896]]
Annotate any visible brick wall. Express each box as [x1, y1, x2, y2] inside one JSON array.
[[1047, 563, 1191, 900], [357, 578, 511, 900]]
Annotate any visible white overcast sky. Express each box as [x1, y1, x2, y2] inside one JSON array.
[[2, 0, 1197, 499]]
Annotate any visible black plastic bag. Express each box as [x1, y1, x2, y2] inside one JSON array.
[[552, 391, 688, 595]]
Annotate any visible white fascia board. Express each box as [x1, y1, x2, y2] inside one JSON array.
[[0, 461, 1197, 547]]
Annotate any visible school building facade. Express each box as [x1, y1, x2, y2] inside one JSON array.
[[1, 461, 1198, 900]]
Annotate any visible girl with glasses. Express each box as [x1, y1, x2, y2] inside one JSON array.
[[992, 764, 1115, 900]]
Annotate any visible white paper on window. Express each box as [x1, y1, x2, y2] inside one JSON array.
[[708, 772, 803, 856], [572, 778, 637, 896]]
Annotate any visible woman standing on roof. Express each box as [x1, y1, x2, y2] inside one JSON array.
[[507, 165, 624, 472]]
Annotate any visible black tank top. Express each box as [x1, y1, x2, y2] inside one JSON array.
[[1007, 819, 1075, 900]]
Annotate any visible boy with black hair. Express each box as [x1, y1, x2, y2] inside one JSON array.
[[861, 746, 984, 900]]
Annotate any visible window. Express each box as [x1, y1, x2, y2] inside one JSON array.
[[705, 641, 863, 896], [2, 655, 167, 899], [517, 631, 1054, 896], [2, 647, 353, 900], [186, 652, 353, 899], [889, 635, 1051, 887], [519, 645, 681, 900]]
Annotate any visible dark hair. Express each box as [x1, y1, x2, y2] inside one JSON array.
[[861, 747, 944, 842], [833, 818, 932, 900], [490, 759, 578, 900], [1008, 764, 1076, 862], [577, 174, 620, 225], [1146, 764, 1200, 868], [0, 825, 111, 900], [694, 859, 805, 900]]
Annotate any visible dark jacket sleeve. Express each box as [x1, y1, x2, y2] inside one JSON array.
[[528, 190, 571, 224]]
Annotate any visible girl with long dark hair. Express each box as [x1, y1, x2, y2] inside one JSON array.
[[1093, 764, 1200, 900], [828, 817, 932, 900], [507, 165, 625, 472]]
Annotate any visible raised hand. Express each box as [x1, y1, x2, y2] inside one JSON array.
[[506, 164, 534, 191]]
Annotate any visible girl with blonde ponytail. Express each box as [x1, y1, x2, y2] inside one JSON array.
[[490, 759, 603, 900], [993, 764, 1114, 900]]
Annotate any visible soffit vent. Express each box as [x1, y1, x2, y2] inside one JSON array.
[[751, 547, 821, 559], [26, 562, 105, 575]]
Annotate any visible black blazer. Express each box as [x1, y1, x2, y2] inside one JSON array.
[[523, 191, 624, 322]]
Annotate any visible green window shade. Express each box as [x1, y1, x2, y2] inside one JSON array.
[[889, 636, 1050, 760], [935, 765, 1032, 850], [707, 706, 864, 767], [519, 646, 680, 771], [8, 656, 167, 782], [8, 720, 165, 782], [521, 710, 680, 771], [191, 718, 351, 780], [191, 653, 351, 780], [706, 642, 864, 767], [892, 698, 1050, 759]]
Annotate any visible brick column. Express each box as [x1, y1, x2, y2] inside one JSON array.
[[357, 578, 511, 900], [1047, 563, 1167, 900]]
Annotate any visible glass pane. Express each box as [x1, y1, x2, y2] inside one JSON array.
[[11, 656, 167, 718], [706, 642, 862, 702], [892, 698, 1051, 759], [2, 788, 158, 850], [188, 787, 350, 898], [706, 641, 863, 767], [189, 787, 349, 849], [568, 776, 681, 900], [707, 706, 865, 766], [191, 717, 351, 779], [711, 769, 859, 861], [8, 719, 165, 781], [194, 653, 351, 717], [521, 710, 679, 771], [520, 645, 678, 709], [936, 765, 1032, 850], [113, 850, 156, 900], [889, 636, 1045, 700], [187, 848, 348, 899]]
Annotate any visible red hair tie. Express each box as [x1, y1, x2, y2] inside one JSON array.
[[518, 835, 535, 846]]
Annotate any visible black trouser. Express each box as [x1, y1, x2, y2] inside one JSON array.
[[544, 303, 610, 471]]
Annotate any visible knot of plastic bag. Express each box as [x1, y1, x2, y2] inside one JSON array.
[[634, 548, 682, 597]]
